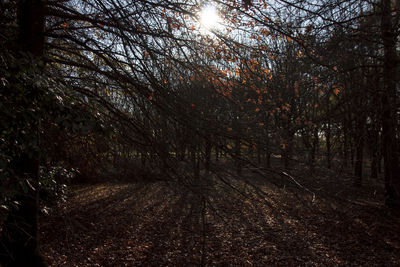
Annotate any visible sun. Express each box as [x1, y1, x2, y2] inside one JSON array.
[[199, 5, 221, 30]]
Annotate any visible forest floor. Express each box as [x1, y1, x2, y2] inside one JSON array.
[[40, 163, 400, 266]]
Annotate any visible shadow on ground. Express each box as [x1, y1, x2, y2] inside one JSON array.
[[40, 169, 400, 266]]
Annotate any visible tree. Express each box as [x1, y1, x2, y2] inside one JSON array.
[[380, 0, 400, 206], [238, 0, 399, 204], [1, 0, 400, 264], [0, 0, 48, 265]]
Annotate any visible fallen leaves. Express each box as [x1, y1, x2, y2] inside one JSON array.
[[40, 169, 400, 266]]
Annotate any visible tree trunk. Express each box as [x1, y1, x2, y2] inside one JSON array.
[[343, 123, 349, 168], [266, 151, 271, 168], [283, 130, 294, 170], [265, 132, 271, 168], [310, 126, 319, 173], [235, 138, 242, 175], [354, 135, 364, 187], [370, 129, 379, 179], [190, 144, 199, 179], [381, 0, 400, 208], [354, 114, 365, 187], [350, 138, 355, 168], [141, 151, 147, 167], [0, 1, 47, 266], [326, 115, 332, 169], [204, 138, 211, 175]]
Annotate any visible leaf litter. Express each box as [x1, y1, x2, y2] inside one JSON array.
[[40, 167, 400, 266]]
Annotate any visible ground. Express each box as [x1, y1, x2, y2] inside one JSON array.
[[40, 165, 400, 266]]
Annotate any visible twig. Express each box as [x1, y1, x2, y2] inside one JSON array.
[[282, 171, 316, 202]]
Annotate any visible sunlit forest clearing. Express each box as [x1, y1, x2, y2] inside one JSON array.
[[1, 0, 400, 266]]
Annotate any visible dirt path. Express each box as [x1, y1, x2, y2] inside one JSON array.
[[40, 170, 400, 266]]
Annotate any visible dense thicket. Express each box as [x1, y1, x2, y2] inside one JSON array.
[[0, 0, 399, 265]]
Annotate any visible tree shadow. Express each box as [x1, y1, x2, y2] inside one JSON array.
[[40, 173, 400, 266]]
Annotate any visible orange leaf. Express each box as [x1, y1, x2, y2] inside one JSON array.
[[334, 88, 340, 95], [294, 82, 300, 97]]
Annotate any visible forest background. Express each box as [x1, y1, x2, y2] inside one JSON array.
[[0, 0, 399, 266]]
